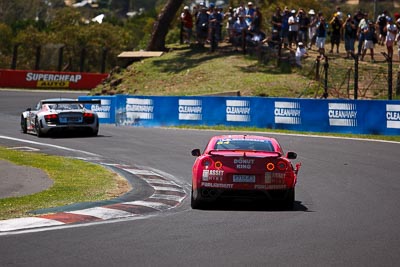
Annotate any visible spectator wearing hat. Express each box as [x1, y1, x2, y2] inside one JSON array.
[[376, 10, 388, 46], [308, 9, 317, 49], [208, 3, 223, 47], [180, 6, 193, 44], [395, 12, 400, 29], [232, 14, 248, 50], [385, 18, 398, 59], [357, 12, 368, 56], [343, 13, 357, 59], [196, 5, 209, 46], [245, 2, 255, 26], [297, 8, 310, 44], [225, 6, 236, 42], [361, 21, 377, 62], [288, 9, 299, 49], [329, 13, 342, 53], [315, 16, 328, 56], [295, 42, 308, 67]]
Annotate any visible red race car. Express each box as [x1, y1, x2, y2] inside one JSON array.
[[191, 134, 301, 209]]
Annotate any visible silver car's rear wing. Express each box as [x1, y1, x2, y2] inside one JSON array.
[[41, 100, 101, 105]]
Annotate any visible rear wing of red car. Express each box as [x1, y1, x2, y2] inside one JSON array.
[[208, 150, 282, 157]]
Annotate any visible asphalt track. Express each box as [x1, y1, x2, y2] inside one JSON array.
[[1, 89, 400, 266]]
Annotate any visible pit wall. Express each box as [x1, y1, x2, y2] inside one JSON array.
[[78, 95, 400, 136]]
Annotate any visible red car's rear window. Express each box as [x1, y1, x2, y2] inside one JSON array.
[[214, 138, 274, 152]]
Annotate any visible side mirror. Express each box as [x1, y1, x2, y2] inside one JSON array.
[[191, 149, 201, 157], [286, 151, 297, 159]]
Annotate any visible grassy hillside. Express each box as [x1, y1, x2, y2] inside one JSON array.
[[92, 42, 394, 100], [92, 44, 318, 97]]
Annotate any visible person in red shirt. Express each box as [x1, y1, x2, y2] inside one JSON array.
[[181, 6, 193, 44]]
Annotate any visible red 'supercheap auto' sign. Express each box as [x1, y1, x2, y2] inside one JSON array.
[[0, 69, 108, 90]]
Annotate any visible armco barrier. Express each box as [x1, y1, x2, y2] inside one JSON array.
[[78, 95, 400, 136]]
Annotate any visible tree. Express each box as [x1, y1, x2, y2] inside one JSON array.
[[146, 0, 183, 51]]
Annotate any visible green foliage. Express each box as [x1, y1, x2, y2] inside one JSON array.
[[0, 23, 13, 53]]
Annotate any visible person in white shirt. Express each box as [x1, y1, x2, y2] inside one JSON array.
[[385, 18, 398, 59], [295, 42, 308, 67]]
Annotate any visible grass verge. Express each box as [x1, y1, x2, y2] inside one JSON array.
[[175, 125, 400, 143], [0, 146, 130, 220]]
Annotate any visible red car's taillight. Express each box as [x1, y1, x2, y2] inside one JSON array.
[[83, 113, 95, 123], [276, 160, 288, 171], [44, 114, 58, 123], [215, 161, 223, 169], [266, 160, 288, 171], [266, 162, 275, 171], [201, 158, 223, 169], [202, 158, 212, 168]]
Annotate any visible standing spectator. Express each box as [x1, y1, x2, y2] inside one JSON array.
[[208, 3, 223, 49], [235, 2, 246, 18], [395, 13, 400, 61], [295, 42, 308, 67], [308, 9, 317, 49], [357, 12, 368, 56], [343, 13, 357, 59], [232, 14, 248, 50], [271, 7, 282, 33], [329, 13, 342, 53], [298, 8, 310, 44], [288, 9, 299, 49], [335, 6, 343, 21], [394, 12, 400, 29], [385, 18, 398, 59], [225, 6, 236, 42], [245, 2, 255, 26], [316, 16, 328, 56], [376, 10, 388, 46], [361, 21, 377, 62], [249, 7, 263, 34], [281, 7, 290, 48], [196, 5, 209, 47], [180, 6, 193, 44]]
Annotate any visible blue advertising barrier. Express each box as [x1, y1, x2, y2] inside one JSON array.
[[79, 95, 400, 136]]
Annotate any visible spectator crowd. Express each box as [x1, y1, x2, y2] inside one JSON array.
[[180, 2, 400, 67]]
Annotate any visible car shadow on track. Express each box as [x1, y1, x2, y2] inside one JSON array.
[[196, 200, 309, 212], [47, 132, 111, 139]]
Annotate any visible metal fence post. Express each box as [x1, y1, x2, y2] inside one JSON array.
[[396, 71, 400, 97], [323, 56, 329, 99], [351, 52, 358, 100], [382, 52, 393, 100], [315, 56, 320, 81]]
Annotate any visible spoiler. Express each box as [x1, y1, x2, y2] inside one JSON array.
[[208, 150, 282, 157], [42, 100, 101, 105]]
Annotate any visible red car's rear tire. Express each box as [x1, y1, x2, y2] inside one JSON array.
[[282, 188, 295, 210], [191, 189, 204, 209]]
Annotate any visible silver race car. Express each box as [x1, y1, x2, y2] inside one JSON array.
[[21, 98, 101, 137]]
